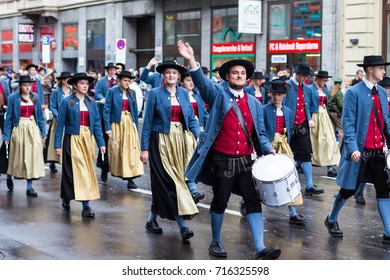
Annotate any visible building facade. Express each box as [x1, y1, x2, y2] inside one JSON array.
[[0, 0, 386, 80]]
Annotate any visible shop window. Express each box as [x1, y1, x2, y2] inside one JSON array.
[[212, 7, 255, 43], [63, 23, 79, 50], [87, 19, 105, 50], [269, 3, 291, 40], [1, 30, 13, 55]]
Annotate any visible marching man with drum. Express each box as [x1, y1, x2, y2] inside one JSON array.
[[325, 55, 390, 245], [178, 40, 281, 260]]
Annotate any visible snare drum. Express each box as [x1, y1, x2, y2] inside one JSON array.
[[252, 153, 301, 207]]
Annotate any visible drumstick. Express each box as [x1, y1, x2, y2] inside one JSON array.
[[5, 143, 8, 159], [102, 152, 104, 161]]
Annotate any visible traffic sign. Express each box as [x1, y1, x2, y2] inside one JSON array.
[[42, 35, 50, 64], [116, 38, 126, 64]]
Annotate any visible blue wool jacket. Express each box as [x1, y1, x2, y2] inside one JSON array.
[[2, 92, 46, 141], [50, 87, 71, 119], [141, 85, 200, 150], [31, 77, 45, 106], [262, 103, 293, 143], [94, 76, 117, 116], [307, 84, 329, 113], [190, 90, 209, 128], [336, 81, 390, 189], [103, 86, 138, 131], [54, 95, 105, 149], [1, 79, 11, 102], [140, 68, 163, 89], [283, 80, 312, 122], [185, 67, 273, 184], [245, 84, 266, 105]]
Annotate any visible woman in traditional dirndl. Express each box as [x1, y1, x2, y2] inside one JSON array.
[[2, 75, 46, 197], [308, 70, 340, 177], [103, 70, 144, 189], [45, 71, 72, 172], [179, 71, 208, 204], [140, 60, 200, 240], [54, 72, 106, 218]]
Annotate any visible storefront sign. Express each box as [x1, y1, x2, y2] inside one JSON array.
[[238, 0, 262, 34], [271, 55, 287, 63], [212, 42, 255, 55], [268, 39, 321, 54], [18, 23, 35, 43]]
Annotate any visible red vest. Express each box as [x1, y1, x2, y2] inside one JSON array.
[[294, 84, 306, 124], [364, 94, 384, 149], [212, 93, 253, 156]]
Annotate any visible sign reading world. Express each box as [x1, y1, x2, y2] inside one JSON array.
[[18, 23, 35, 43]]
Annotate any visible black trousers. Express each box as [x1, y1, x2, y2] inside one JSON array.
[[340, 149, 390, 199], [290, 120, 312, 162], [207, 151, 262, 214]]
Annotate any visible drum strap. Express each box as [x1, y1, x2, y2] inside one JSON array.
[[230, 99, 254, 148]]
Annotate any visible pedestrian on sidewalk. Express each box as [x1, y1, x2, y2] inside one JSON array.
[[140, 60, 200, 241], [325, 55, 390, 245], [54, 72, 106, 218], [2, 75, 46, 197], [178, 40, 281, 260], [103, 70, 144, 190]]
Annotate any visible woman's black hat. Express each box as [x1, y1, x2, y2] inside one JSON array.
[[56, 71, 73, 80], [16, 75, 36, 83], [67, 72, 95, 85], [314, 70, 332, 78], [117, 70, 136, 79], [155, 60, 187, 75]]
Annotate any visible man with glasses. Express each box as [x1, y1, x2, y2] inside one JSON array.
[[284, 62, 324, 195]]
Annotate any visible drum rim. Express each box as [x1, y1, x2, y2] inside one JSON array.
[[252, 153, 295, 181]]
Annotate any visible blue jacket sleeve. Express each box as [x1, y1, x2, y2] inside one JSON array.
[[140, 68, 154, 86], [54, 101, 67, 149], [342, 89, 359, 155], [93, 101, 105, 148], [131, 89, 139, 130], [141, 89, 156, 150], [50, 89, 59, 118], [94, 79, 105, 101], [2, 95, 14, 141], [35, 98, 46, 138], [103, 88, 113, 132]]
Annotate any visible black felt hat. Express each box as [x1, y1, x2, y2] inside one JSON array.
[[262, 78, 290, 93], [104, 62, 119, 69], [295, 62, 311, 76], [56, 71, 73, 80], [379, 76, 390, 87], [314, 70, 332, 78], [16, 75, 36, 83], [26, 64, 39, 71], [252, 71, 264, 79], [219, 59, 255, 81], [356, 55, 390, 67], [67, 72, 95, 85], [155, 60, 187, 75], [117, 70, 136, 79]]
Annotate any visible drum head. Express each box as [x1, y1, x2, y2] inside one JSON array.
[[252, 153, 295, 181]]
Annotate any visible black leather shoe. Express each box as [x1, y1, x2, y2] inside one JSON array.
[[354, 194, 366, 205], [324, 216, 343, 237], [255, 247, 281, 260], [62, 199, 70, 210], [209, 242, 227, 257], [101, 170, 108, 182], [82, 207, 95, 218], [49, 163, 57, 173], [327, 169, 337, 177], [305, 185, 324, 195], [191, 192, 205, 204], [6, 178, 14, 191], [239, 199, 247, 217], [26, 188, 38, 197], [127, 179, 138, 190], [180, 227, 194, 240], [289, 214, 307, 225], [383, 235, 390, 245], [145, 220, 163, 234]]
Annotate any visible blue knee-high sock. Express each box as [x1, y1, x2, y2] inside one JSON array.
[[175, 215, 187, 229], [247, 212, 265, 253], [377, 198, 390, 236], [356, 182, 366, 195], [147, 211, 158, 222], [328, 192, 347, 223], [289, 206, 297, 217], [81, 201, 90, 209], [26, 179, 33, 190], [301, 161, 313, 189], [210, 210, 224, 244], [186, 181, 197, 195]]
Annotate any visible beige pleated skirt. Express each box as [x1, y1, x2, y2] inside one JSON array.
[[271, 133, 303, 206], [70, 126, 100, 201], [310, 106, 341, 166], [158, 122, 198, 217], [8, 117, 45, 179], [47, 118, 62, 163], [108, 111, 144, 178]]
